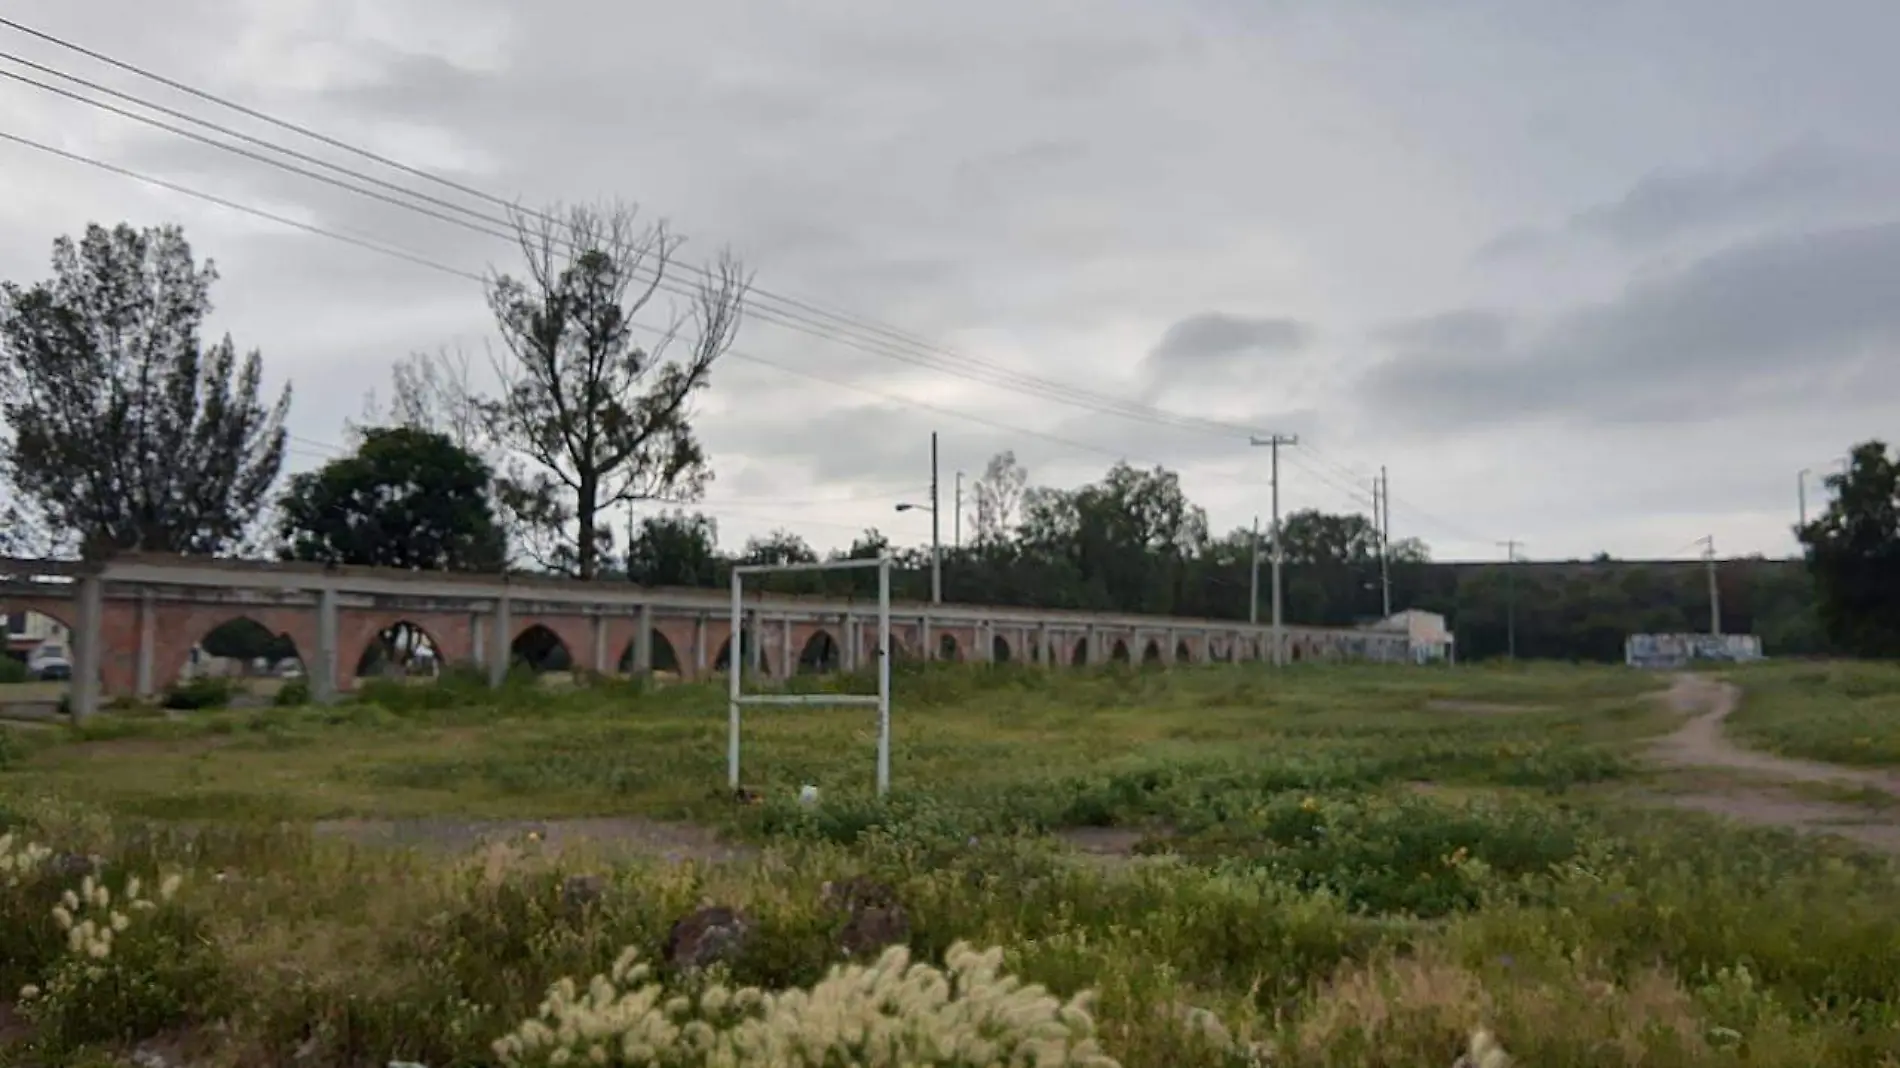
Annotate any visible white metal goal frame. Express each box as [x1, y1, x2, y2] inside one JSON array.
[[728, 555, 894, 795]]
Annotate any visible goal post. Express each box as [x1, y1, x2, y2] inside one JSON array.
[[728, 555, 894, 795]]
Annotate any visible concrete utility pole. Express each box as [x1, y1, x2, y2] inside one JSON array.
[[1797, 468, 1810, 529], [1250, 434, 1298, 665], [1374, 466, 1392, 619], [1700, 535, 1721, 636], [954, 471, 964, 550], [930, 433, 942, 604], [1496, 540, 1522, 660], [1248, 515, 1261, 625]]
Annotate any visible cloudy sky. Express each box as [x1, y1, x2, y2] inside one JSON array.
[[3, 0, 1896, 563]]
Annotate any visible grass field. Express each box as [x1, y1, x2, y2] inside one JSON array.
[[1724, 660, 1900, 768], [0, 661, 1897, 1067]]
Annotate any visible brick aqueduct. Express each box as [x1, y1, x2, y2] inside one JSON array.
[[0, 554, 1410, 716]]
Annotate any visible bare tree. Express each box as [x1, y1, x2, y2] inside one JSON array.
[[973, 450, 1029, 547], [483, 201, 747, 579], [359, 346, 488, 453]]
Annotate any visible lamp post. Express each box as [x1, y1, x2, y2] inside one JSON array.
[[895, 501, 942, 604]]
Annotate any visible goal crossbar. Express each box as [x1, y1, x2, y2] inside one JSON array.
[[728, 555, 893, 795]]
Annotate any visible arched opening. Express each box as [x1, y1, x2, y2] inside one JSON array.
[[1215, 641, 1235, 663], [616, 630, 682, 675], [1071, 637, 1089, 666], [1291, 642, 1305, 662], [1175, 639, 1192, 665], [177, 616, 303, 707], [937, 633, 960, 662], [991, 634, 1012, 663], [712, 634, 773, 676], [355, 621, 441, 680], [1142, 639, 1163, 665], [0, 607, 75, 706], [1110, 639, 1131, 663], [510, 624, 572, 673], [799, 631, 841, 674]]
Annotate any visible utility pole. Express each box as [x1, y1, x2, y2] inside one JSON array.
[[929, 432, 942, 604], [1248, 515, 1261, 625], [1250, 434, 1298, 666], [1699, 535, 1720, 636], [954, 471, 964, 550], [1797, 468, 1810, 529], [1496, 540, 1522, 660], [1374, 467, 1392, 619]]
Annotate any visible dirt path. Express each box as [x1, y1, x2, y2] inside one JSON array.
[[1642, 673, 1900, 851]]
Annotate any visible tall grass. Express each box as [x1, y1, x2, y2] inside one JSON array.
[[0, 662, 1893, 1065]]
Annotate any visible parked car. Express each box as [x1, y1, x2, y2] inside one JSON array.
[[28, 643, 71, 681]]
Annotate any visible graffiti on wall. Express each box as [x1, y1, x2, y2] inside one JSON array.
[[1624, 632, 1763, 669]]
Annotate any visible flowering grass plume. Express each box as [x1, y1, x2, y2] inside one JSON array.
[[0, 831, 52, 888], [494, 940, 1121, 1067]]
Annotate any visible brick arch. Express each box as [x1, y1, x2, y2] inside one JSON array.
[[1109, 637, 1131, 663], [797, 628, 841, 674], [1142, 638, 1163, 664], [990, 632, 1012, 663], [510, 616, 592, 673], [152, 605, 320, 691], [936, 630, 963, 662], [710, 633, 774, 676], [1175, 638, 1191, 664], [617, 628, 683, 674], [338, 612, 471, 687]]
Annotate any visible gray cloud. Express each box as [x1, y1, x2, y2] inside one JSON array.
[[1147, 312, 1310, 369], [1363, 221, 1900, 432], [1570, 142, 1885, 248]]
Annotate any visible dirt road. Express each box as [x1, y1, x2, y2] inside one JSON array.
[[1644, 673, 1900, 852]]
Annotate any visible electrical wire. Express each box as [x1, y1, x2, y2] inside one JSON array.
[[0, 18, 1473, 530]]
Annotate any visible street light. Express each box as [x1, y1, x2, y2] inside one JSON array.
[[895, 500, 942, 604]]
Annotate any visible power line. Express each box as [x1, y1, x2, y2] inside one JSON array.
[[0, 18, 1472, 529], [0, 128, 1276, 509]]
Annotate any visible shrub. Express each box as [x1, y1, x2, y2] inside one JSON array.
[[0, 655, 28, 684], [162, 675, 235, 711], [275, 677, 311, 707]]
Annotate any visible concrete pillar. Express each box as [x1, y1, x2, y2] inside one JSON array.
[[70, 575, 103, 720], [1086, 625, 1099, 664], [920, 614, 934, 661], [779, 616, 793, 679], [747, 611, 762, 674], [592, 612, 609, 674], [134, 589, 156, 698], [1038, 623, 1053, 668], [313, 587, 339, 704], [635, 604, 654, 674], [693, 614, 707, 676], [1165, 628, 1178, 666], [842, 613, 858, 671], [489, 593, 513, 687], [470, 611, 485, 668]]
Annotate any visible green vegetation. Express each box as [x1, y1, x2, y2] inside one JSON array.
[[0, 663, 1897, 1067], [1726, 661, 1900, 768]]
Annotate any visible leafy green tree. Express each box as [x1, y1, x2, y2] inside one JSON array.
[[0, 223, 289, 557], [483, 202, 748, 579], [1797, 440, 1900, 657], [627, 510, 721, 587], [739, 529, 817, 566], [276, 426, 504, 570]]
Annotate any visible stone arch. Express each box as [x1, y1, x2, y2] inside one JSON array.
[[1110, 638, 1131, 663], [1175, 639, 1192, 664], [990, 633, 1012, 663], [937, 632, 960, 662], [354, 620, 442, 680], [712, 634, 773, 676], [799, 630, 841, 674], [616, 630, 682, 675], [1071, 637, 1089, 666], [1142, 638, 1162, 665], [510, 623, 571, 673]]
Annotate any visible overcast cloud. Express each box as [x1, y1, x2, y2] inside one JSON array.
[[3, 0, 1897, 563]]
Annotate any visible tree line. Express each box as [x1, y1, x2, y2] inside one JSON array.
[[2, 214, 1893, 663]]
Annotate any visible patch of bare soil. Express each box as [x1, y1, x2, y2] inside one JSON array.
[[1422, 700, 1550, 715], [1643, 673, 1900, 852], [311, 816, 756, 865], [1055, 826, 1152, 856]]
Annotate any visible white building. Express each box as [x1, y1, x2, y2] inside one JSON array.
[[5, 610, 69, 660], [1368, 609, 1455, 665]]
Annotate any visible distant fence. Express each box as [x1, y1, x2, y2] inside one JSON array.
[[1624, 632, 1763, 669]]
